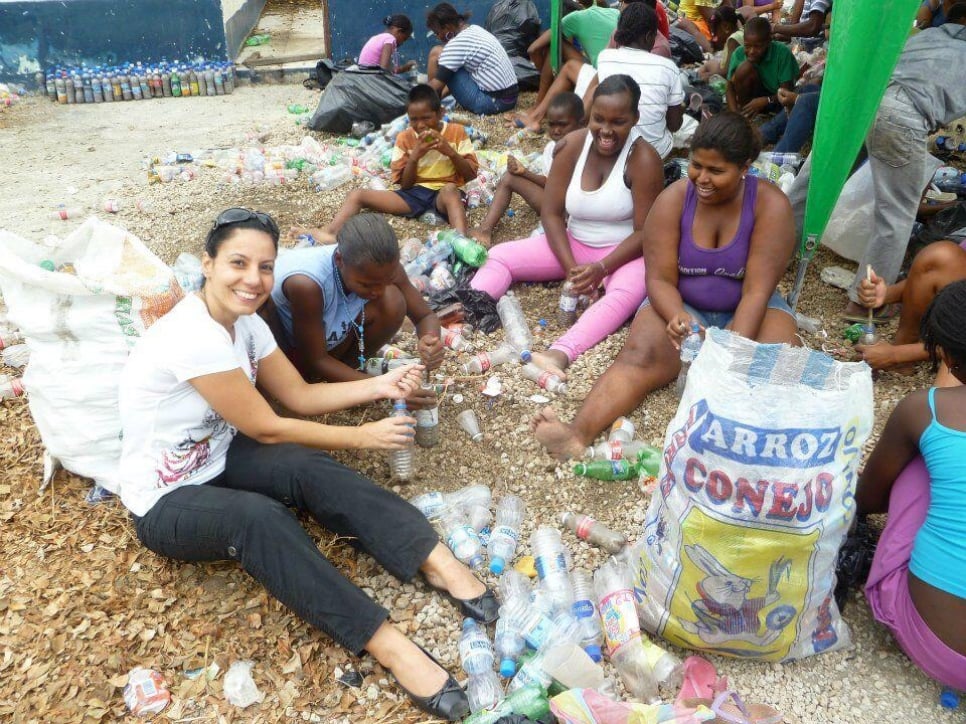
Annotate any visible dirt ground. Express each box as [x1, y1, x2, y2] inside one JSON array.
[[0, 84, 961, 724]]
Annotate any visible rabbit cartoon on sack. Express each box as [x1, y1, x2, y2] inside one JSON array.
[[678, 543, 793, 648]]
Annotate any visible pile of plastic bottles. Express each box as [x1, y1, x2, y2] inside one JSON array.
[[748, 151, 801, 195], [0, 83, 24, 109], [40, 60, 236, 104]]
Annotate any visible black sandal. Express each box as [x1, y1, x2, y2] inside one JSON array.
[[391, 645, 469, 721], [434, 582, 500, 623]]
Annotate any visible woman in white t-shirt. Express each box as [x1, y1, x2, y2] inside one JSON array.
[[118, 209, 491, 721]]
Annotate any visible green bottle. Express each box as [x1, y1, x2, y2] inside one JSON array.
[[437, 229, 488, 267], [170, 70, 182, 97], [573, 459, 641, 481], [635, 445, 661, 477], [463, 684, 549, 724]]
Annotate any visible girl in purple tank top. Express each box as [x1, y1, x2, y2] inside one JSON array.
[[532, 112, 800, 462]]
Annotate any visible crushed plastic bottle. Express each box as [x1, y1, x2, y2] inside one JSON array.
[[0, 375, 25, 399], [223, 660, 264, 708], [1, 343, 30, 369]]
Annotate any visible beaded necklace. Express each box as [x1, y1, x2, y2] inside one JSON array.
[[333, 263, 365, 370]]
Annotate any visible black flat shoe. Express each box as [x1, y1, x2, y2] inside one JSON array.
[[392, 647, 469, 721], [432, 581, 500, 624]]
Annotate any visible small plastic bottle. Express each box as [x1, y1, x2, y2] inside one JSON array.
[[442, 327, 475, 353], [641, 637, 683, 693], [50, 206, 83, 221], [435, 229, 488, 267], [520, 363, 567, 395], [500, 597, 555, 650], [608, 417, 635, 443], [530, 527, 573, 614], [413, 383, 440, 448], [572, 459, 641, 482], [450, 484, 492, 532], [460, 619, 504, 712], [0, 375, 25, 399], [310, 165, 352, 192], [676, 322, 702, 398], [488, 495, 526, 574], [496, 293, 533, 362], [558, 281, 578, 327], [440, 505, 484, 569], [461, 343, 518, 375], [388, 399, 414, 481], [494, 614, 526, 677], [570, 569, 604, 662], [584, 439, 651, 462], [559, 512, 626, 554]]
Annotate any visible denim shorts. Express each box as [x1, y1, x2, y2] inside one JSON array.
[[639, 290, 794, 329]]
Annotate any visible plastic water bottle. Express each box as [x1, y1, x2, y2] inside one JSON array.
[[570, 569, 604, 662], [508, 649, 552, 692], [498, 569, 532, 607], [50, 206, 83, 220], [460, 619, 504, 712], [759, 151, 801, 169], [558, 281, 579, 327], [388, 399, 414, 481], [530, 527, 573, 614], [594, 558, 659, 703], [0, 375, 25, 400], [488, 495, 526, 574], [641, 637, 683, 693], [520, 363, 567, 395], [461, 343, 518, 375], [364, 356, 416, 376], [676, 322, 702, 398], [500, 597, 555, 650], [450, 484, 492, 532], [584, 439, 652, 461], [442, 327, 475, 353], [559, 512, 627, 554], [310, 165, 352, 192], [464, 683, 550, 724], [1, 344, 30, 369], [440, 505, 484, 569], [506, 129, 529, 147], [413, 383, 440, 448], [494, 615, 526, 677], [496, 293, 533, 362]]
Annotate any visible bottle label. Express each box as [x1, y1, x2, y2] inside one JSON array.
[[415, 492, 445, 518], [534, 552, 567, 579], [608, 441, 622, 460], [447, 525, 481, 553], [573, 598, 595, 620], [537, 371, 554, 389], [599, 589, 641, 655], [559, 294, 578, 312], [575, 516, 596, 540], [492, 524, 518, 545], [477, 352, 492, 372], [523, 617, 553, 649]]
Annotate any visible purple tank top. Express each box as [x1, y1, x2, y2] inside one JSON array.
[[677, 176, 758, 312]]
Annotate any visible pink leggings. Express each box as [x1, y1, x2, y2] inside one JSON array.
[[470, 231, 646, 362], [864, 456, 966, 689]]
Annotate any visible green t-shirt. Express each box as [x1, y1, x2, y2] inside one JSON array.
[[561, 6, 619, 67], [727, 40, 799, 94]]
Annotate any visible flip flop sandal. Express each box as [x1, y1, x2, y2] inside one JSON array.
[[841, 303, 899, 325], [712, 690, 784, 724], [675, 656, 729, 704]]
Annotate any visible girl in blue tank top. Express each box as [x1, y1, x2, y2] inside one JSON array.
[[858, 279, 966, 690]]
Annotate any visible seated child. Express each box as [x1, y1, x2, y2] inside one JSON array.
[[358, 14, 417, 74], [302, 84, 479, 243], [470, 93, 585, 246], [726, 17, 798, 119]]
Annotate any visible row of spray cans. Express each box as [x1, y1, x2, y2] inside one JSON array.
[[41, 61, 235, 105]]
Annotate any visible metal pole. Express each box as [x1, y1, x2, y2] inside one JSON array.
[[786, 233, 819, 312]]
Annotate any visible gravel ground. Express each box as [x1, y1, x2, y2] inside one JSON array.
[[0, 83, 961, 723]]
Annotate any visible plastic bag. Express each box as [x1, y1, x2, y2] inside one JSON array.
[[910, 200, 966, 249], [486, 0, 542, 58], [307, 68, 412, 134], [0, 218, 183, 493], [550, 688, 714, 724], [223, 660, 264, 708], [669, 28, 704, 66], [632, 329, 872, 662], [511, 55, 541, 93]]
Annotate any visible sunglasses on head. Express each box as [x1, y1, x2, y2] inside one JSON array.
[[211, 207, 279, 238]]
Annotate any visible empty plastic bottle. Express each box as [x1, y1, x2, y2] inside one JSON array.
[[572, 459, 641, 482], [461, 343, 518, 375], [1, 344, 30, 369], [594, 558, 659, 703], [558, 281, 579, 327], [452, 484, 492, 532], [676, 322, 703, 398], [463, 683, 550, 724], [508, 648, 553, 692], [413, 383, 440, 449], [531, 527, 573, 614], [0, 375, 24, 399], [364, 356, 416, 376], [520, 363, 567, 395], [560, 512, 626, 554], [608, 417, 635, 443], [584, 439, 652, 461], [50, 206, 83, 221], [758, 151, 801, 169], [310, 165, 352, 192], [488, 495, 526, 574], [494, 615, 526, 677], [498, 569, 532, 607], [442, 327, 475, 353], [496, 293, 533, 362], [388, 399, 414, 481], [460, 619, 504, 712], [0, 329, 24, 350], [570, 568, 604, 662], [500, 597, 555, 650], [641, 637, 683, 693], [419, 211, 443, 225], [435, 229, 488, 267], [440, 505, 484, 569]]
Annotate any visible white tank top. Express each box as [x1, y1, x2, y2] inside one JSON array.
[[565, 131, 636, 247]]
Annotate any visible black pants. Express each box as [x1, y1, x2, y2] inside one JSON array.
[[133, 434, 439, 654]]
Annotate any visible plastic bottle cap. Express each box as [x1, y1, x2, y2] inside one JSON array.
[[520, 350, 532, 363], [490, 557, 505, 575], [939, 689, 959, 709], [499, 659, 517, 678], [585, 644, 602, 662]]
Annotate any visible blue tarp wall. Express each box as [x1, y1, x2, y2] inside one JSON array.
[[0, 0, 265, 85], [326, 0, 552, 66]]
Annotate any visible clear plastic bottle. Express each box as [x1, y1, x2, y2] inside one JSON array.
[[641, 636, 683, 693], [364, 356, 415, 376], [560, 512, 626, 554], [558, 281, 578, 327], [440, 505, 484, 569], [520, 363, 567, 395], [499, 597, 555, 650], [488, 495, 526, 574], [1, 343, 30, 369], [508, 649, 552, 692], [608, 417, 635, 443], [497, 569, 532, 607], [460, 618, 495, 674], [0, 375, 25, 399], [494, 615, 525, 677], [464, 684, 550, 724], [676, 322, 702, 398], [442, 327, 475, 353], [419, 211, 443, 225], [530, 527, 573, 614], [413, 383, 440, 448], [496, 293, 533, 362], [570, 569, 604, 662], [584, 439, 650, 461], [450, 484, 492, 532], [461, 343, 518, 375], [388, 399, 414, 481], [409, 491, 447, 520], [594, 558, 659, 703]]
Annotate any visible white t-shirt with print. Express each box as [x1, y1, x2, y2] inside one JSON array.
[[540, 140, 556, 177], [118, 294, 277, 517]]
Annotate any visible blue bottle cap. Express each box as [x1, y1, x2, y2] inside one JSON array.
[[520, 350, 532, 363], [584, 644, 602, 662], [499, 659, 516, 678], [490, 557, 505, 575], [939, 688, 959, 709]]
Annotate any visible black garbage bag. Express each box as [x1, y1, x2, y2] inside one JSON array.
[[307, 68, 411, 134], [833, 516, 877, 614], [486, 0, 542, 58], [911, 200, 966, 249], [681, 80, 723, 120], [511, 55, 541, 92], [426, 284, 501, 334], [669, 26, 704, 66]]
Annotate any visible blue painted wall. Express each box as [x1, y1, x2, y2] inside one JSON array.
[[326, 0, 551, 66], [0, 0, 264, 85]]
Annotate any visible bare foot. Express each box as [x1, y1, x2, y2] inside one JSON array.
[[287, 225, 336, 245], [530, 350, 569, 380], [468, 227, 493, 247], [531, 406, 586, 461], [505, 113, 541, 134]]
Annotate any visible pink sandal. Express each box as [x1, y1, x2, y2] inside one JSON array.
[[675, 656, 729, 704], [711, 690, 784, 724]]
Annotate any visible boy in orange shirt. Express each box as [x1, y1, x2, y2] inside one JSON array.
[[309, 84, 478, 242]]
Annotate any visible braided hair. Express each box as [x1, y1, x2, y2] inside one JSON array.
[[920, 279, 966, 374]]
